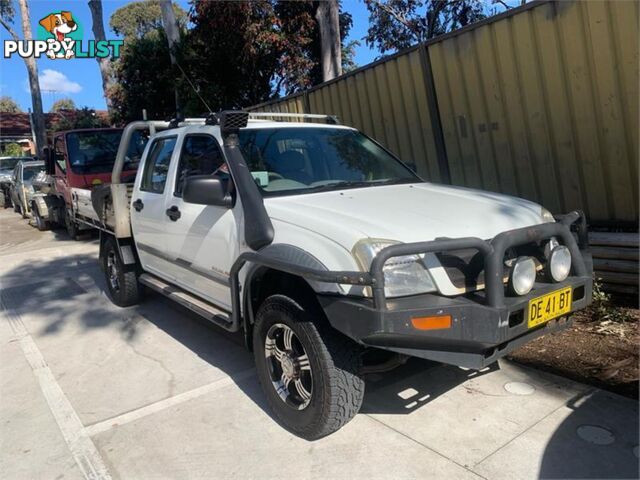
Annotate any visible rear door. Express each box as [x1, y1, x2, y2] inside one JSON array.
[[131, 133, 179, 281], [161, 132, 239, 310]]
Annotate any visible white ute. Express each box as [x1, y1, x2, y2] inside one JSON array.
[[88, 111, 592, 439]]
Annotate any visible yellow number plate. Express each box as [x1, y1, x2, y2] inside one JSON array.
[[528, 287, 573, 328]]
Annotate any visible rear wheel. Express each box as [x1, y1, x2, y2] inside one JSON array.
[[253, 294, 365, 440], [101, 236, 140, 307]]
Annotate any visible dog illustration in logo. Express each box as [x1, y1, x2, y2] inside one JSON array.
[[39, 11, 77, 59]]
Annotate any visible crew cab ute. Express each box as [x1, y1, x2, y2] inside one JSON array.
[[94, 112, 592, 439]]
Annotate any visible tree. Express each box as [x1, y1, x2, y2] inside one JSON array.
[[109, 31, 178, 122], [364, 0, 487, 53], [159, 0, 183, 116], [88, 0, 114, 116], [110, 0, 187, 40], [3, 143, 23, 156], [109, 0, 354, 122], [50, 98, 76, 112], [0, 0, 47, 157], [315, 0, 342, 81], [0, 96, 21, 113], [51, 107, 109, 132]]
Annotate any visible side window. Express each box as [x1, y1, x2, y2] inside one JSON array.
[[140, 137, 177, 194], [174, 135, 224, 196], [54, 136, 66, 173]]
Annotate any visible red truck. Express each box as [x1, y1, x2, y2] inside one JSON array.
[[32, 127, 149, 235]]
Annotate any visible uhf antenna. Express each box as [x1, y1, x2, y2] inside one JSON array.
[[175, 62, 213, 114]]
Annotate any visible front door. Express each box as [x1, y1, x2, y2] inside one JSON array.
[[131, 134, 179, 282], [161, 133, 239, 310]]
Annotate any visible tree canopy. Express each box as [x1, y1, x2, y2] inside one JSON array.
[[110, 0, 187, 40], [109, 0, 354, 123], [364, 0, 487, 53], [0, 96, 21, 113], [50, 107, 109, 132], [50, 98, 76, 112]]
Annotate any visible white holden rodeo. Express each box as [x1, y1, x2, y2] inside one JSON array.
[[92, 111, 592, 440]]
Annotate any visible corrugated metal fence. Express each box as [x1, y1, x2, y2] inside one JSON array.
[[249, 0, 639, 225]]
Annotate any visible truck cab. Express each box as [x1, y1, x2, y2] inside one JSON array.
[[34, 128, 148, 235], [98, 112, 593, 440]]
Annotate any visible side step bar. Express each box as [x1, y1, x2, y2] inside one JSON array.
[[139, 273, 236, 331]]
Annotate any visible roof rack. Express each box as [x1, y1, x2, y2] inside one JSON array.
[[248, 112, 339, 125]]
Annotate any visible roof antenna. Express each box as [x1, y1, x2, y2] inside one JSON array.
[[176, 61, 213, 115]]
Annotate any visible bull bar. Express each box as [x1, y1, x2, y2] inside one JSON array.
[[230, 210, 590, 331]]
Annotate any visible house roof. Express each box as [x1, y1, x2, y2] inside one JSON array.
[[0, 111, 110, 139]]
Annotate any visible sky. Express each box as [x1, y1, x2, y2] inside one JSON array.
[[0, 0, 379, 112]]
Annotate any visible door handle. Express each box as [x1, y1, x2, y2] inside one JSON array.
[[132, 199, 144, 212], [166, 205, 181, 221]]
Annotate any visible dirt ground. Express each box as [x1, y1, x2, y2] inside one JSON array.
[[509, 303, 639, 399]]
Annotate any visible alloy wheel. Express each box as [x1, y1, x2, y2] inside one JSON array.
[[264, 323, 313, 410]]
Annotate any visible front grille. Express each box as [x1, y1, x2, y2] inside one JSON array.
[[436, 243, 546, 290]]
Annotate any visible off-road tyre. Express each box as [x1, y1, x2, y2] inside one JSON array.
[[33, 205, 50, 231], [253, 294, 365, 440], [101, 236, 140, 307]]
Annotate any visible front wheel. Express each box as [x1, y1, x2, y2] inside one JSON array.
[[33, 205, 50, 231], [101, 236, 141, 307], [253, 295, 365, 440], [65, 208, 79, 239]]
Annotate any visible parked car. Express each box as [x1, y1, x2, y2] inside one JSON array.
[[68, 112, 592, 440], [0, 156, 33, 207], [10, 160, 45, 218]]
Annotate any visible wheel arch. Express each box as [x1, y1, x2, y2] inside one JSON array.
[[240, 244, 332, 350]]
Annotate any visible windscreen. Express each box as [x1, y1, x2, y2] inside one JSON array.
[[238, 127, 418, 196], [23, 165, 44, 182], [66, 130, 149, 174], [0, 158, 23, 171]]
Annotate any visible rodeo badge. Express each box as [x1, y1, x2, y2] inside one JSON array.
[[3, 10, 123, 60]]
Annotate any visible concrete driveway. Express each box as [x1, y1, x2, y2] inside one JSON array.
[[0, 209, 638, 479]]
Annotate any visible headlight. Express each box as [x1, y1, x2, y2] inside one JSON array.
[[541, 207, 555, 223], [548, 245, 571, 282], [352, 238, 436, 297], [509, 257, 536, 295]]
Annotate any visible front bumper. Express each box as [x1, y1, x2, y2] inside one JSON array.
[[231, 211, 592, 367], [318, 274, 591, 369]]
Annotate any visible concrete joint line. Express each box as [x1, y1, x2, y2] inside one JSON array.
[[3, 305, 112, 480], [84, 368, 257, 437]]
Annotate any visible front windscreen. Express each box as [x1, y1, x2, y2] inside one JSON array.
[[23, 165, 44, 182], [238, 127, 419, 196], [66, 130, 149, 174], [0, 158, 23, 171]]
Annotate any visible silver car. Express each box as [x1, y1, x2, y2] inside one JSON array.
[[10, 160, 45, 219]]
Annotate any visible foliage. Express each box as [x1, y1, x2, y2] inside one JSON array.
[[2, 143, 23, 156], [50, 107, 109, 132], [109, 30, 179, 123], [0, 0, 14, 23], [364, 0, 487, 53], [0, 95, 21, 112], [110, 0, 187, 40], [108, 0, 354, 122], [591, 279, 634, 323], [50, 98, 76, 112]]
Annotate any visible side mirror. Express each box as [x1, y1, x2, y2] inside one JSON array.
[[183, 175, 233, 208], [43, 147, 55, 175]]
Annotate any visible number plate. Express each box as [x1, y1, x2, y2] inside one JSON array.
[[528, 287, 573, 328]]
